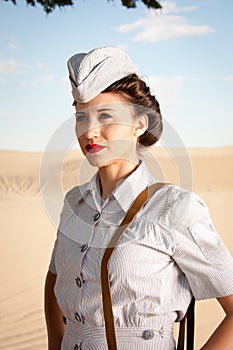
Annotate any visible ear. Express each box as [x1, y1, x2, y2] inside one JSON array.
[[133, 114, 148, 137]]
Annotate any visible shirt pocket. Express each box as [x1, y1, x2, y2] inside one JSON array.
[[188, 217, 227, 262]]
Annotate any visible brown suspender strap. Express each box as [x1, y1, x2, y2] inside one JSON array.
[[101, 182, 168, 350], [177, 297, 195, 350], [187, 297, 195, 349], [177, 313, 186, 350]]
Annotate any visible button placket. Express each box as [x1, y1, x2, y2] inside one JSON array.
[[78, 239, 90, 331], [76, 207, 102, 335], [74, 246, 87, 329]]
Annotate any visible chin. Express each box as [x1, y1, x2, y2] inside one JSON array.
[[85, 154, 106, 168]]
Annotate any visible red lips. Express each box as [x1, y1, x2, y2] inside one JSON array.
[[85, 143, 106, 154]]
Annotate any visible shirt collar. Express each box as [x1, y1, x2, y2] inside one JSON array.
[[112, 160, 157, 212], [78, 171, 101, 211], [79, 160, 157, 213]]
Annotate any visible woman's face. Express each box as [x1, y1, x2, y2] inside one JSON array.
[[75, 92, 142, 168]]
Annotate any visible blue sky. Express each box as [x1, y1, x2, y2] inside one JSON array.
[[0, 0, 232, 151]]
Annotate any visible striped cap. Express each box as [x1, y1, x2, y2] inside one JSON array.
[[67, 46, 138, 103]]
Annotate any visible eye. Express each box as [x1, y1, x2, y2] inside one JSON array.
[[99, 112, 112, 120], [75, 113, 87, 122]]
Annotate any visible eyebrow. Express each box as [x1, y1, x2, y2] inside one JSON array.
[[76, 108, 115, 114], [97, 108, 114, 112]]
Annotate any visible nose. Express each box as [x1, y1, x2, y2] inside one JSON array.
[[85, 126, 100, 141], [80, 120, 101, 140]]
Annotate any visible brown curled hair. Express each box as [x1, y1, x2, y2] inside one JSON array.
[[103, 73, 163, 147]]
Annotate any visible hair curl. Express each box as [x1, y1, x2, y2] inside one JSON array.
[[103, 73, 163, 147]]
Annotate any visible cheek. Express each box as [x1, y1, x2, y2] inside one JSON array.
[[77, 135, 86, 154], [75, 123, 84, 138], [105, 124, 134, 140]]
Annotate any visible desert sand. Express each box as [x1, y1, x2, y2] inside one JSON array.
[[0, 146, 232, 349]]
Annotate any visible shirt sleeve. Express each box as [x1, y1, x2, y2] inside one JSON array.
[[171, 190, 233, 300], [47, 186, 80, 275]]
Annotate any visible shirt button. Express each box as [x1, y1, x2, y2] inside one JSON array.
[[75, 277, 82, 287], [75, 312, 82, 322], [81, 243, 88, 252], [143, 329, 155, 340], [93, 212, 100, 221]]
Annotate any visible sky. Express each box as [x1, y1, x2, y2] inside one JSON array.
[[0, 0, 233, 151]]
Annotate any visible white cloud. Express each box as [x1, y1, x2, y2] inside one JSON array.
[[222, 75, 233, 81], [20, 74, 56, 88], [8, 43, 19, 50], [116, 1, 215, 42], [0, 58, 29, 75], [144, 75, 186, 106], [160, 1, 197, 14]]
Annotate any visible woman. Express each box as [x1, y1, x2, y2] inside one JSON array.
[[44, 46, 233, 350]]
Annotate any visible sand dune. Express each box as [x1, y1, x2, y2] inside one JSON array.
[[1, 146, 233, 196], [0, 146, 232, 349]]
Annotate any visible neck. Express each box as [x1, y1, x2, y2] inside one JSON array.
[[98, 159, 140, 200]]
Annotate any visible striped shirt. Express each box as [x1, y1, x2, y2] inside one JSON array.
[[49, 161, 233, 349]]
